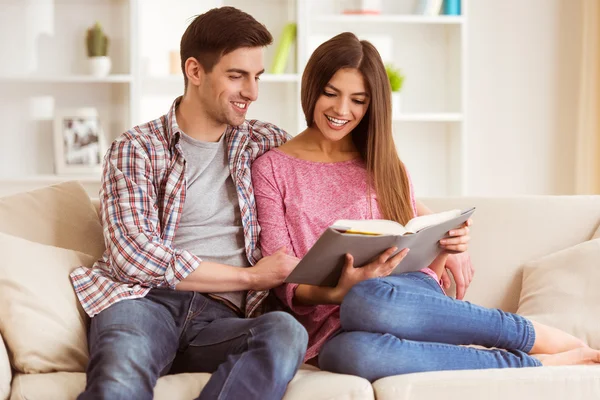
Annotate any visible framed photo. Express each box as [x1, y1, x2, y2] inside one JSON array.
[[53, 108, 106, 175]]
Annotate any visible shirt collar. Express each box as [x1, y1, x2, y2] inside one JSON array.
[[165, 96, 183, 148]]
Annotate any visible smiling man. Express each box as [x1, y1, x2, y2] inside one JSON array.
[[70, 7, 308, 400]]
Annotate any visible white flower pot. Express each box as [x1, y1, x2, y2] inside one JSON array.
[[89, 56, 112, 77], [392, 92, 402, 117]]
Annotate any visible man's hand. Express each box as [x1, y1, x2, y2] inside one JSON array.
[[248, 247, 299, 290], [439, 219, 474, 300], [441, 252, 474, 300]]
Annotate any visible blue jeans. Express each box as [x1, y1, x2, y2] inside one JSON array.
[[78, 288, 308, 400], [319, 272, 542, 382]]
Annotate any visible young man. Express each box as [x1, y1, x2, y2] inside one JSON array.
[[70, 7, 308, 400]]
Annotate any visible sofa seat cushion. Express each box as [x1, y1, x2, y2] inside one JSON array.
[[517, 238, 600, 348], [0, 181, 104, 258], [9, 366, 374, 400], [372, 366, 600, 400], [0, 232, 93, 373]]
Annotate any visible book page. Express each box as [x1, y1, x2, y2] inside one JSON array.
[[404, 209, 462, 233], [331, 219, 407, 236]]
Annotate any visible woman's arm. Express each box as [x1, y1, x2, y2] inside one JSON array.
[[252, 156, 320, 313], [416, 199, 434, 216]]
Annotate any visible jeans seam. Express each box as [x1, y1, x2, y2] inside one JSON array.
[[179, 292, 209, 344], [216, 328, 253, 399]]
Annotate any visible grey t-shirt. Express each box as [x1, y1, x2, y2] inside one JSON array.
[[173, 131, 249, 310]]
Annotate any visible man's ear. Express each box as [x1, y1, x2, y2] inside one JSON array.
[[184, 57, 204, 88]]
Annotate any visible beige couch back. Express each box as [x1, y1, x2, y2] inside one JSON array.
[[93, 196, 600, 312], [422, 196, 600, 312]]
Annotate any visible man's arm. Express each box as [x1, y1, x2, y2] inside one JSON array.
[[102, 137, 200, 289], [103, 136, 296, 293]]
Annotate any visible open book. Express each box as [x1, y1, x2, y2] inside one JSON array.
[[331, 209, 464, 237], [285, 207, 475, 287]]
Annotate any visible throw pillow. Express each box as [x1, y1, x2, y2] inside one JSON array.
[[0, 231, 94, 373], [517, 238, 600, 349], [0, 181, 104, 258]]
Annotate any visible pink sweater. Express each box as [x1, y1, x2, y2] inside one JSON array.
[[252, 148, 431, 361]]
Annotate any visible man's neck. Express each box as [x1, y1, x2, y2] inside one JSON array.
[[176, 94, 226, 142]]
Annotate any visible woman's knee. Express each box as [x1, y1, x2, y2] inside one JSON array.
[[340, 277, 417, 331], [319, 331, 429, 381], [319, 332, 390, 382]]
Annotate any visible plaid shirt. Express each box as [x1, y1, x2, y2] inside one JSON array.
[[70, 97, 289, 318]]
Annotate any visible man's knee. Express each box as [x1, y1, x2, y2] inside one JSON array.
[[253, 311, 308, 369], [83, 327, 159, 400], [91, 325, 157, 367], [84, 299, 178, 400]]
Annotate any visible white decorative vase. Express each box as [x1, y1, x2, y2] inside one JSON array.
[[391, 92, 402, 117], [89, 56, 111, 77]]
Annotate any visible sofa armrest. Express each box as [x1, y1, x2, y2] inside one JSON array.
[[0, 334, 10, 400]]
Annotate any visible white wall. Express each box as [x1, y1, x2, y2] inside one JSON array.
[[466, 0, 582, 195]]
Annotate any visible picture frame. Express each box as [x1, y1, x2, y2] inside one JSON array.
[[53, 107, 106, 175]]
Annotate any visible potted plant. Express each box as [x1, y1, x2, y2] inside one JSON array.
[[86, 22, 111, 77], [386, 64, 405, 117]]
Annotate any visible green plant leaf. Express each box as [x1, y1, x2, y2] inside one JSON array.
[[386, 64, 405, 92]]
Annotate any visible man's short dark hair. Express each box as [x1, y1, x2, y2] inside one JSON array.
[[180, 7, 273, 88]]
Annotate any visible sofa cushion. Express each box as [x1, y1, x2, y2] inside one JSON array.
[[0, 232, 93, 374], [0, 181, 104, 258], [0, 336, 9, 400], [9, 365, 374, 400], [517, 238, 600, 348], [372, 366, 600, 400], [593, 224, 600, 239]]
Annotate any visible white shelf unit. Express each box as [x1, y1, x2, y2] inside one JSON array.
[[0, 0, 467, 197], [314, 15, 464, 24], [0, 0, 136, 197]]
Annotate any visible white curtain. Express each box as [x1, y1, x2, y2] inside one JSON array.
[[574, 0, 600, 194]]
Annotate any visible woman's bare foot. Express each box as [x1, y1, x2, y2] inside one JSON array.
[[529, 321, 588, 354], [533, 347, 600, 366]]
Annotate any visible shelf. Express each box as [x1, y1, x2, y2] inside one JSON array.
[[0, 75, 133, 83], [0, 175, 101, 184], [315, 15, 464, 24], [143, 73, 300, 83], [261, 74, 300, 82], [393, 113, 463, 122]]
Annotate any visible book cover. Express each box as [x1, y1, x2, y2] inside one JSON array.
[[285, 207, 475, 287]]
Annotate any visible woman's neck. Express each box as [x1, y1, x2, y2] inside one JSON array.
[[280, 126, 359, 163]]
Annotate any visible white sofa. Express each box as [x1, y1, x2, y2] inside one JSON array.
[[1, 182, 599, 400]]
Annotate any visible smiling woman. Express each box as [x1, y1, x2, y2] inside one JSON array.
[[313, 69, 369, 136], [251, 31, 600, 382]]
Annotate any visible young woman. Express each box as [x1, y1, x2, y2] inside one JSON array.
[[252, 32, 600, 382]]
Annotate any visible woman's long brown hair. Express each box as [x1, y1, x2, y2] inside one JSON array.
[[301, 32, 414, 224]]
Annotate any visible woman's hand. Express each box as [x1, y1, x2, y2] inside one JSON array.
[[439, 218, 472, 253], [331, 247, 410, 303]]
